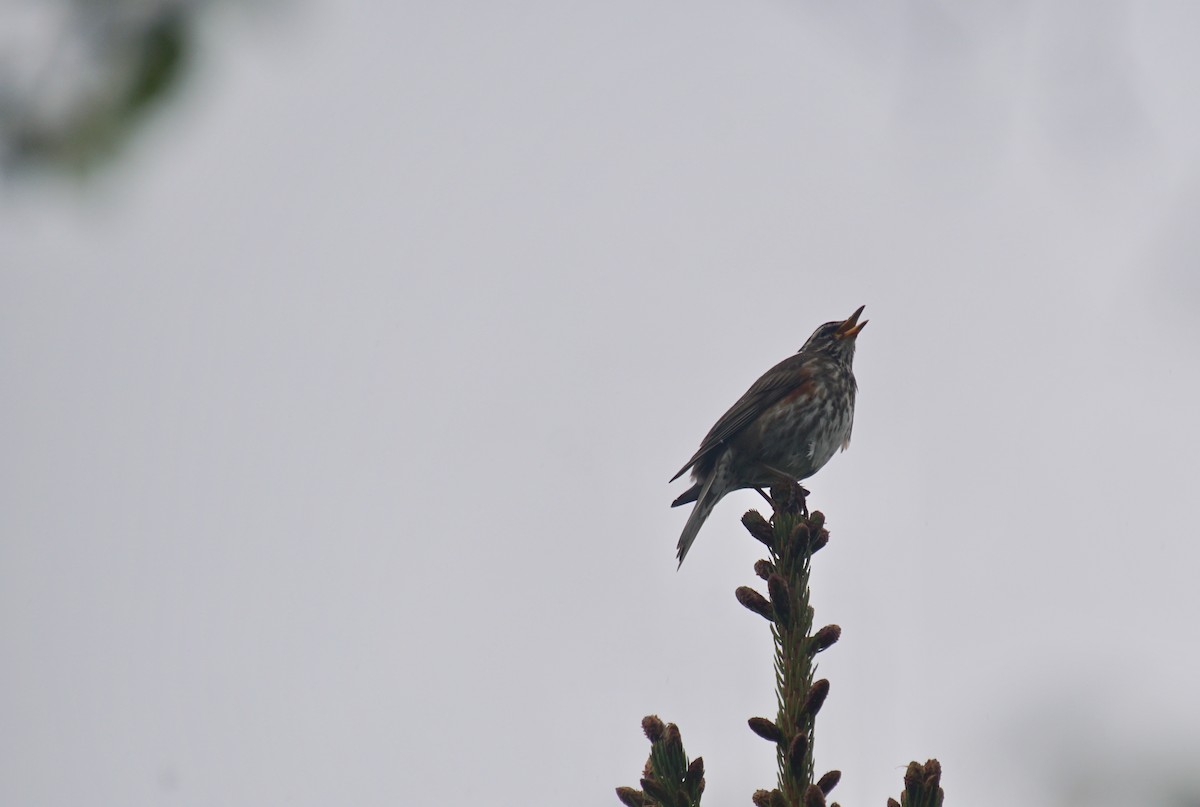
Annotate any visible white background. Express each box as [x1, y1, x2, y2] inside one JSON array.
[[3, 3, 1199, 806]]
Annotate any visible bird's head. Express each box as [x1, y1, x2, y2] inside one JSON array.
[[800, 305, 867, 363]]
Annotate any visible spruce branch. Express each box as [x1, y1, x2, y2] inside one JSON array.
[[738, 482, 828, 804], [620, 481, 945, 805], [740, 484, 944, 805], [890, 759, 944, 807], [615, 716, 705, 807]]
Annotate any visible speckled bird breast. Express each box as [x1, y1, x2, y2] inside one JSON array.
[[736, 364, 856, 482]]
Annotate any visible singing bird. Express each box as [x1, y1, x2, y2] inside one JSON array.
[[670, 306, 866, 565]]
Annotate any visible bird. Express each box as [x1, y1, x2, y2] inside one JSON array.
[[670, 305, 866, 566]]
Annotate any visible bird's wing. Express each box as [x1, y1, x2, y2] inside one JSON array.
[[670, 353, 815, 482]]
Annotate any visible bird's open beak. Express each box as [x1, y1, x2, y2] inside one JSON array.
[[835, 305, 867, 339]]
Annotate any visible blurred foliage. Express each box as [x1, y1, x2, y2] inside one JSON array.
[[0, 0, 200, 175]]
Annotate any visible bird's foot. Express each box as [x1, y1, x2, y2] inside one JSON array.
[[767, 481, 810, 517]]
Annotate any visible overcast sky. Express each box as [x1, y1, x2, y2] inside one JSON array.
[[3, 3, 1200, 806]]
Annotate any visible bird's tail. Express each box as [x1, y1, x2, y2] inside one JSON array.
[[675, 468, 729, 567], [671, 483, 700, 508]]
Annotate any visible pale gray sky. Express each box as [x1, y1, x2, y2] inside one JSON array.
[[3, 3, 1200, 806]]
